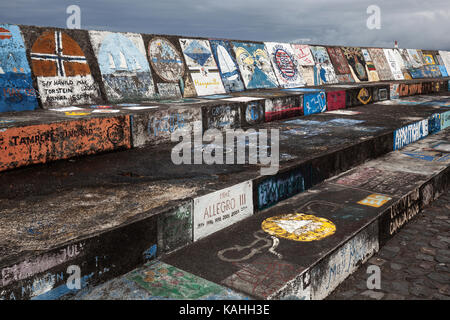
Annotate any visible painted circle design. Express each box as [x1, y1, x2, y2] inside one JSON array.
[[274, 48, 296, 79], [261, 213, 336, 242], [148, 38, 184, 82]]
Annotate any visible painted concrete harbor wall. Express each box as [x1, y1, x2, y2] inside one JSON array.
[[1, 23, 450, 112]]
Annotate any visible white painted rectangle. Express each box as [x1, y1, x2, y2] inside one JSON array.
[[193, 181, 253, 241]]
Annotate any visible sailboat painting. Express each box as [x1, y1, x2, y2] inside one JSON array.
[[89, 31, 156, 102], [209, 40, 244, 93], [179, 38, 226, 96], [0, 24, 38, 112], [265, 42, 305, 88], [231, 41, 279, 90]]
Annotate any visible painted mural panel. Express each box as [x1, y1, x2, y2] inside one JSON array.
[[22, 27, 102, 108], [179, 38, 226, 96], [265, 42, 305, 88], [438, 51, 450, 75], [341, 47, 369, 82], [422, 51, 436, 65], [327, 90, 346, 111], [0, 24, 38, 112], [89, 31, 156, 102], [327, 46, 355, 83], [383, 49, 404, 80], [392, 49, 412, 80], [367, 48, 393, 81], [231, 41, 279, 89], [209, 40, 245, 93], [144, 36, 194, 99], [401, 49, 423, 79], [393, 119, 429, 150], [407, 49, 425, 68], [309, 46, 338, 85], [360, 48, 380, 81], [290, 44, 315, 86], [304, 90, 327, 115]]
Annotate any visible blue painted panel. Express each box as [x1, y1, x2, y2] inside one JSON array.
[[0, 24, 38, 112]]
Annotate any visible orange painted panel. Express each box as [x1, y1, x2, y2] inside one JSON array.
[[0, 115, 131, 171]]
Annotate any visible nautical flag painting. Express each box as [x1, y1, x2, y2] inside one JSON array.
[[0, 24, 38, 112], [27, 28, 101, 108], [179, 38, 226, 96], [265, 42, 305, 88], [209, 39, 245, 93], [383, 48, 405, 80], [231, 41, 279, 90], [89, 31, 156, 102]]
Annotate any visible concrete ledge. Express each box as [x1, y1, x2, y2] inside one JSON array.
[[161, 129, 450, 300], [1, 78, 448, 172], [0, 94, 449, 299]]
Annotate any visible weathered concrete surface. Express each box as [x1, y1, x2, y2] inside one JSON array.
[[0, 94, 449, 299], [162, 129, 450, 300], [327, 188, 450, 300], [68, 127, 450, 300]]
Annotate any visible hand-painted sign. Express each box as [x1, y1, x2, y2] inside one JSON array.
[[147, 37, 185, 98], [28, 29, 101, 108], [193, 181, 253, 241], [383, 49, 404, 80], [179, 38, 226, 96], [368, 48, 393, 81], [393, 119, 429, 150], [231, 41, 279, 89]]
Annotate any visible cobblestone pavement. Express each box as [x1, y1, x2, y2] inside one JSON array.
[[327, 189, 450, 300]]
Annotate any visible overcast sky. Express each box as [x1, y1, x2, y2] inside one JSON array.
[[1, 0, 449, 50]]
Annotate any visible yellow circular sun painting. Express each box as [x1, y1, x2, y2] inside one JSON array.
[[261, 213, 336, 242]]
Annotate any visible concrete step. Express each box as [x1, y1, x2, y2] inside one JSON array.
[[0, 93, 449, 300], [68, 127, 450, 300], [1, 78, 448, 172]]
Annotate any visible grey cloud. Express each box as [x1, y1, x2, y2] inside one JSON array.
[[0, 0, 448, 50]]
